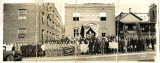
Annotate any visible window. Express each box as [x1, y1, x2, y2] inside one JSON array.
[[102, 33, 106, 37], [125, 25, 128, 29], [74, 28, 79, 37], [73, 12, 79, 21], [141, 25, 145, 31], [42, 12, 44, 23], [48, 19, 51, 26], [100, 12, 106, 21], [150, 24, 155, 32], [152, 11, 155, 18], [42, 29, 44, 40], [52, 22, 54, 29], [18, 28, 26, 38], [100, 17, 106, 21], [47, 19, 49, 26], [47, 31, 49, 40], [47, 14, 49, 26], [141, 25, 149, 32], [133, 26, 136, 29], [73, 17, 79, 21], [52, 33, 54, 40], [50, 32, 52, 40], [18, 9, 27, 20], [128, 24, 133, 30]]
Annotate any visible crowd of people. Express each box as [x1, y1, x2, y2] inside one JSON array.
[[77, 35, 117, 55], [3, 35, 156, 57], [123, 36, 156, 52], [76, 36, 156, 55]]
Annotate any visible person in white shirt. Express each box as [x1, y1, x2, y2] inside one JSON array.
[[80, 40, 88, 54], [6, 44, 11, 51]]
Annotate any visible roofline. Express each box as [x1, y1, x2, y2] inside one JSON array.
[[116, 12, 145, 21], [65, 3, 115, 8], [130, 12, 143, 20]]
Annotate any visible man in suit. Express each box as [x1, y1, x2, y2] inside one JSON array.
[[146, 37, 151, 49], [104, 38, 109, 53], [151, 36, 156, 50], [100, 39, 105, 54], [88, 39, 94, 55]]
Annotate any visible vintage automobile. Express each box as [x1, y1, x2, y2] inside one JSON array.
[[3, 45, 22, 61]]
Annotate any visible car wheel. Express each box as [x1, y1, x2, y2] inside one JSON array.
[[6, 55, 14, 61]]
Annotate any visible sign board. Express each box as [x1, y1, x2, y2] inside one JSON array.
[[109, 42, 118, 49]]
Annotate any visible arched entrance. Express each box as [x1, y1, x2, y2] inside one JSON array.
[[86, 28, 96, 38], [80, 22, 99, 38]]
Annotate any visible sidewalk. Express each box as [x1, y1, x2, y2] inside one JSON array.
[[22, 51, 156, 61]]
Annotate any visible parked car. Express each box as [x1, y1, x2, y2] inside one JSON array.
[[3, 45, 22, 61]]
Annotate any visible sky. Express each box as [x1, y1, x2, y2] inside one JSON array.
[[1, 0, 157, 24], [44, 0, 157, 24]]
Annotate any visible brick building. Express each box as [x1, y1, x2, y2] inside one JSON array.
[[3, 3, 63, 44], [65, 3, 115, 38]]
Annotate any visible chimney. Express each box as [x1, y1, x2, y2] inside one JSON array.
[[129, 8, 131, 12], [120, 12, 123, 17]]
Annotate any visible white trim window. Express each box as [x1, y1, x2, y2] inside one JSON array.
[[73, 12, 79, 21], [18, 28, 26, 38], [100, 12, 106, 21], [18, 9, 27, 20]]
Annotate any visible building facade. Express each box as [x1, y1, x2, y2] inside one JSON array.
[[116, 9, 156, 38], [65, 3, 115, 38], [149, 3, 157, 22], [3, 3, 63, 44]]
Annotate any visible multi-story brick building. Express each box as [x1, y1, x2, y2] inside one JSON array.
[[3, 3, 63, 44], [65, 3, 115, 38]]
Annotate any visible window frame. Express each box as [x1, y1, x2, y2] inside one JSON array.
[[127, 24, 134, 31], [102, 32, 106, 37], [100, 17, 106, 21], [73, 17, 79, 21], [73, 12, 80, 21], [100, 12, 107, 21], [42, 12, 45, 23], [17, 9, 27, 20], [73, 28, 79, 37], [42, 29, 44, 40], [17, 28, 26, 38]]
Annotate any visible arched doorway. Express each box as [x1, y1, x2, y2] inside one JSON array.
[[80, 22, 99, 38], [86, 27, 96, 38]]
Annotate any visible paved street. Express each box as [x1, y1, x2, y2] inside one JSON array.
[[22, 51, 156, 61]]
